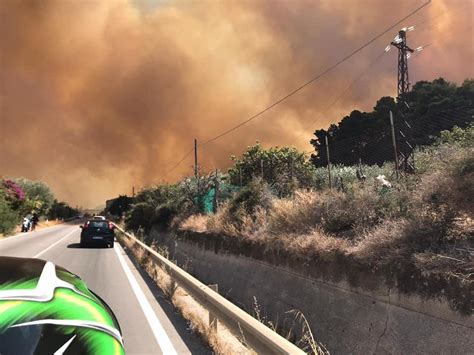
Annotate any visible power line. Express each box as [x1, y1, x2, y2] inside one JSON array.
[[200, 0, 431, 147], [289, 50, 388, 146], [160, 0, 432, 179], [163, 107, 469, 179], [161, 146, 194, 178]]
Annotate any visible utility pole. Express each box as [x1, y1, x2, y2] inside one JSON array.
[[325, 135, 332, 189], [239, 166, 243, 187], [213, 169, 220, 213], [289, 156, 294, 180], [390, 28, 415, 173], [390, 111, 400, 180], [194, 138, 198, 178], [260, 159, 264, 178], [391, 29, 413, 97], [132, 186, 135, 198]]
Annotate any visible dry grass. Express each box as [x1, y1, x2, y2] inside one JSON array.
[[284, 229, 351, 261], [179, 214, 209, 233], [348, 219, 413, 264], [120, 233, 253, 355], [250, 296, 328, 355], [204, 204, 269, 240], [181, 147, 474, 287], [288, 310, 329, 355]]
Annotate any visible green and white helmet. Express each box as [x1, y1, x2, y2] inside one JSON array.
[[0, 257, 125, 354]]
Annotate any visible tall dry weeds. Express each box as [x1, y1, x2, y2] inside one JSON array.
[[251, 296, 328, 355], [179, 214, 209, 233]]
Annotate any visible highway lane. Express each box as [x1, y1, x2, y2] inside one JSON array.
[[0, 223, 210, 355]]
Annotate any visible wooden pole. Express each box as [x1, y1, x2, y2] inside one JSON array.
[[390, 111, 400, 180], [239, 166, 243, 187], [213, 170, 220, 212], [194, 138, 198, 178], [325, 135, 332, 189]]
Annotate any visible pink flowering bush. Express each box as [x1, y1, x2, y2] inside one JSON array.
[[2, 179, 26, 201]]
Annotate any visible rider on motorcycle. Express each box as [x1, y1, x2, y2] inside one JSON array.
[[31, 213, 39, 231]]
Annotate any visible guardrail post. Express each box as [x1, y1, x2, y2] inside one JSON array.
[[208, 284, 218, 333]]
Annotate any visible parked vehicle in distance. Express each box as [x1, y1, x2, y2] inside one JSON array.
[[91, 215, 106, 220], [80, 219, 115, 248]]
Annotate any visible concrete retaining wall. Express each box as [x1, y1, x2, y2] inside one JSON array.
[[151, 229, 473, 354]]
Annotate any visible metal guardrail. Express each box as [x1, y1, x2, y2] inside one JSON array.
[[114, 225, 305, 355]]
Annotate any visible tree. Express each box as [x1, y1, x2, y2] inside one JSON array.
[[47, 200, 79, 220], [180, 174, 215, 210], [0, 188, 19, 235], [1, 179, 26, 210], [125, 184, 188, 231], [13, 178, 54, 216], [310, 78, 474, 167], [228, 143, 315, 196], [105, 195, 133, 217]]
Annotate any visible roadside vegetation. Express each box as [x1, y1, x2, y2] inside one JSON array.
[[111, 79, 473, 350], [187, 125, 473, 304], [123, 128, 472, 308], [0, 177, 79, 236], [118, 78, 473, 315], [122, 124, 473, 313]]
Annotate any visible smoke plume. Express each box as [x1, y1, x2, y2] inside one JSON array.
[[1, 0, 472, 207]]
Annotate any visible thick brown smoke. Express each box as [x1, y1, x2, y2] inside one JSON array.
[[0, 0, 472, 207]]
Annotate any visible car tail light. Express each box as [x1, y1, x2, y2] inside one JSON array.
[[109, 222, 114, 230], [84, 221, 90, 229]]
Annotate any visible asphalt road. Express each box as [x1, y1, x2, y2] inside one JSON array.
[[0, 222, 210, 355]]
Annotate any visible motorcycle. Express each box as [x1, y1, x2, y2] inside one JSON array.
[[21, 218, 31, 232]]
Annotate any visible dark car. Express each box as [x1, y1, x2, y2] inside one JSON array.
[[80, 219, 115, 248], [0, 256, 125, 354]]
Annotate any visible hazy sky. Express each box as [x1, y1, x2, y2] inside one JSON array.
[[1, 0, 473, 207]]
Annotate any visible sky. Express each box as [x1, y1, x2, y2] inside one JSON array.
[[0, 0, 473, 207]]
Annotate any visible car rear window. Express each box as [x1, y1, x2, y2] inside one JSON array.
[[90, 221, 108, 228]]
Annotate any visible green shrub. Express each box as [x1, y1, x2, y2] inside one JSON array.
[[0, 189, 19, 235], [13, 178, 54, 216], [228, 179, 273, 219], [125, 184, 192, 232], [312, 163, 394, 191], [125, 202, 155, 232], [228, 143, 316, 197], [436, 123, 474, 147]]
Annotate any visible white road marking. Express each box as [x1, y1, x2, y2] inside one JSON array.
[[33, 229, 76, 258], [114, 244, 177, 355]]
